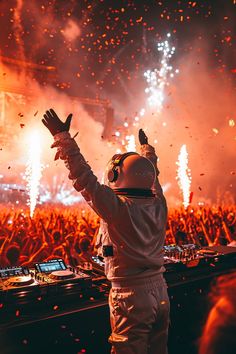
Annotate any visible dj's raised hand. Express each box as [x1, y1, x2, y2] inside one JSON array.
[[138, 129, 148, 145], [42, 109, 72, 136]]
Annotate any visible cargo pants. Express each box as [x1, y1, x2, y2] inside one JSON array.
[[109, 273, 170, 354]]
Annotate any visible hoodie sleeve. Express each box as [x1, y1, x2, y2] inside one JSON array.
[[52, 131, 122, 223], [140, 144, 164, 200]]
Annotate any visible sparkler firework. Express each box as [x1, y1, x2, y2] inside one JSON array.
[[25, 131, 42, 217], [144, 33, 179, 113], [125, 134, 136, 152], [176, 144, 192, 208], [113, 33, 179, 154], [114, 33, 179, 151]]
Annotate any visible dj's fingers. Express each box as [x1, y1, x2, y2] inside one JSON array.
[[65, 114, 72, 130], [42, 118, 49, 128], [49, 108, 60, 120]]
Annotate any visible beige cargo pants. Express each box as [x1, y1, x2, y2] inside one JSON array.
[[109, 273, 170, 354]]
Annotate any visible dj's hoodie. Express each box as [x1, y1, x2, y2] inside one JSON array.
[[52, 132, 167, 285]]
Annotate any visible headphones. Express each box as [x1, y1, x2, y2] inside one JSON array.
[[107, 152, 138, 183]]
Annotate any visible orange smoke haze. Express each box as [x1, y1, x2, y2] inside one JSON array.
[[0, 1, 235, 207], [0, 46, 235, 207], [0, 62, 116, 200], [133, 46, 235, 206]]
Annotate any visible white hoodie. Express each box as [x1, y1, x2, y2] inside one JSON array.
[[53, 132, 167, 284]]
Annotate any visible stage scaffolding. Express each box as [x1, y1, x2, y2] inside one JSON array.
[[0, 56, 114, 138]]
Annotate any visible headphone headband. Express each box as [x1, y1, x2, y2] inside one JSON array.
[[112, 152, 138, 166], [108, 152, 138, 183]]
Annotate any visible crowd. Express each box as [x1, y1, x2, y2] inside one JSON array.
[[166, 205, 236, 247], [0, 204, 100, 268], [0, 204, 235, 268], [1, 203, 236, 354]]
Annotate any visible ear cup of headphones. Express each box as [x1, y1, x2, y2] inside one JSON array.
[[107, 167, 119, 183]]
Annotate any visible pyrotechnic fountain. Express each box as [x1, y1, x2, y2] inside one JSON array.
[[176, 144, 192, 208], [25, 131, 42, 217]]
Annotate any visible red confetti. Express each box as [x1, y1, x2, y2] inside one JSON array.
[[225, 36, 231, 42]]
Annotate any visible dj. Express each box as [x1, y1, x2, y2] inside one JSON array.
[[42, 109, 170, 354]]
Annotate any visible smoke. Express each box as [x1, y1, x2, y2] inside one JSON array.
[[136, 43, 236, 204], [0, 0, 119, 209], [0, 0, 235, 207], [0, 66, 115, 206], [2, 71, 111, 143], [13, 0, 25, 61]]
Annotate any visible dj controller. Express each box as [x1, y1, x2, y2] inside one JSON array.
[[0, 245, 235, 308], [0, 258, 108, 307], [0, 245, 235, 354], [163, 244, 236, 285]]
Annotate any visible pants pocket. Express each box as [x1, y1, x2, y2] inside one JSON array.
[[110, 289, 134, 317]]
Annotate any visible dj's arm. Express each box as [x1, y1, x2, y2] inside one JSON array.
[[52, 131, 122, 223], [138, 129, 164, 200], [42, 109, 122, 223]]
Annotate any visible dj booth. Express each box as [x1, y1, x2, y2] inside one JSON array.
[[1, 245, 236, 354]]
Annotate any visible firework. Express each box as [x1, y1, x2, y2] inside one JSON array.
[[25, 131, 42, 217], [176, 144, 192, 208], [144, 33, 179, 113], [112, 33, 178, 152], [125, 134, 136, 152]]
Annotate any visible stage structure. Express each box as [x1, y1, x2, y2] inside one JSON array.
[[0, 56, 114, 138]]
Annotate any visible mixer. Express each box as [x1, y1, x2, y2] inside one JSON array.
[[0, 259, 92, 303], [163, 244, 218, 265]]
